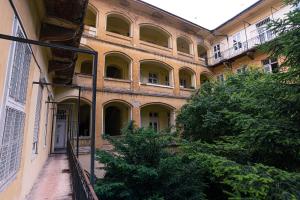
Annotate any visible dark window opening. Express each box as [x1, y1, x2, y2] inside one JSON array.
[[105, 106, 122, 136], [80, 60, 93, 75], [106, 65, 122, 79], [79, 104, 90, 137], [107, 15, 130, 37]]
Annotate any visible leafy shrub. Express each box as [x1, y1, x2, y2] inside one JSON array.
[[95, 123, 207, 200], [185, 151, 300, 200], [177, 70, 300, 171]]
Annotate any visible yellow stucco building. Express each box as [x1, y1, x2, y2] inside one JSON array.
[[0, 0, 294, 199]]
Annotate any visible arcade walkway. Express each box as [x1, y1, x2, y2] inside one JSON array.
[[25, 154, 72, 200]]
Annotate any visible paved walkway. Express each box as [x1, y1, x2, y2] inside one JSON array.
[[25, 154, 72, 200]]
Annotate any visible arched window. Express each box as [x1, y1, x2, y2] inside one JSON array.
[[79, 103, 91, 136], [106, 14, 131, 37], [84, 5, 97, 27], [177, 37, 192, 54], [80, 60, 93, 75], [140, 25, 171, 48], [105, 53, 131, 80], [140, 103, 175, 132], [179, 68, 196, 89], [197, 44, 208, 60], [140, 61, 173, 86], [104, 101, 131, 136]]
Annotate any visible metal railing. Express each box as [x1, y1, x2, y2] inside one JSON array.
[[67, 141, 99, 200], [208, 31, 276, 66]]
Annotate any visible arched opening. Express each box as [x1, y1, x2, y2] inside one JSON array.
[[104, 101, 131, 136], [79, 103, 91, 137], [177, 37, 192, 54], [80, 60, 93, 75], [54, 98, 91, 151], [179, 68, 196, 89], [197, 44, 208, 63], [140, 25, 171, 48], [75, 46, 95, 76], [105, 53, 131, 80], [200, 73, 212, 84], [84, 5, 97, 27], [106, 14, 131, 37], [140, 61, 173, 86], [141, 104, 175, 132]]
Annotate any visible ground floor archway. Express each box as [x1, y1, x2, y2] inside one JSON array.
[[103, 101, 132, 136], [140, 103, 175, 132], [54, 98, 91, 151]]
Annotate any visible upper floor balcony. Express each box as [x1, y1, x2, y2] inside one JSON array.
[[208, 29, 276, 66]]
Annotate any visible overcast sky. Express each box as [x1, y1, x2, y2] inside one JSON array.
[[142, 0, 260, 29]]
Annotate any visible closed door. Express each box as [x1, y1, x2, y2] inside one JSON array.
[[55, 121, 66, 149]]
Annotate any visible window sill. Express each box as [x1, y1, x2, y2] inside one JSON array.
[[104, 77, 132, 83], [140, 41, 172, 52], [83, 25, 97, 37], [140, 82, 174, 89], [106, 31, 133, 42], [75, 73, 92, 78], [72, 136, 91, 139], [178, 51, 194, 58], [180, 87, 196, 91]]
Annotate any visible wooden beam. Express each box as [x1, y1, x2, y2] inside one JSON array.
[[48, 60, 74, 73], [43, 17, 80, 30], [40, 23, 76, 41], [52, 77, 72, 85]]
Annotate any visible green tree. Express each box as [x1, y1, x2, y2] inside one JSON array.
[[261, 0, 300, 82], [95, 123, 207, 200], [177, 70, 300, 171]]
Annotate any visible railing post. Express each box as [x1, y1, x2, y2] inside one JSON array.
[[77, 87, 81, 157], [90, 52, 98, 187]]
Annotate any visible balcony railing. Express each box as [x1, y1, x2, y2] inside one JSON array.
[[67, 140, 99, 200], [208, 31, 275, 66]]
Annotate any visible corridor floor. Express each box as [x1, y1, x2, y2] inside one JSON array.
[[25, 154, 72, 200]]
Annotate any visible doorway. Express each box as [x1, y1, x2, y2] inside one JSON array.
[[54, 109, 67, 150]]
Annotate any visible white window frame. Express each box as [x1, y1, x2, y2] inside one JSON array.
[[0, 17, 31, 190], [262, 58, 278, 73], [149, 112, 159, 132], [148, 73, 158, 84], [213, 44, 222, 60], [256, 17, 274, 43], [180, 78, 187, 88], [232, 32, 243, 51]]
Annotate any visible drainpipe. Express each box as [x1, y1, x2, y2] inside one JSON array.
[[243, 21, 251, 50], [77, 86, 81, 157], [49, 106, 56, 154]]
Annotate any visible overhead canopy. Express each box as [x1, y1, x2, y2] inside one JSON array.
[[41, 0, 89, 84]]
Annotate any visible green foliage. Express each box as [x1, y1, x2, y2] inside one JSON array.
[[177, 70, 300, 171], [95, 123, 207, 200], [260, 0, 300, 82], [95, 2, 300, 199], [184, 151, 300, 200]]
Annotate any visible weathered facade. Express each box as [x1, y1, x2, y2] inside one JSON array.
[[0, 0, 294, 199]]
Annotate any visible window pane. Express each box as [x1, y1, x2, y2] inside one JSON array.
[[33, 85, 43, 154], [9, 28, 31, 105], [0, 107, 25, 187]]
